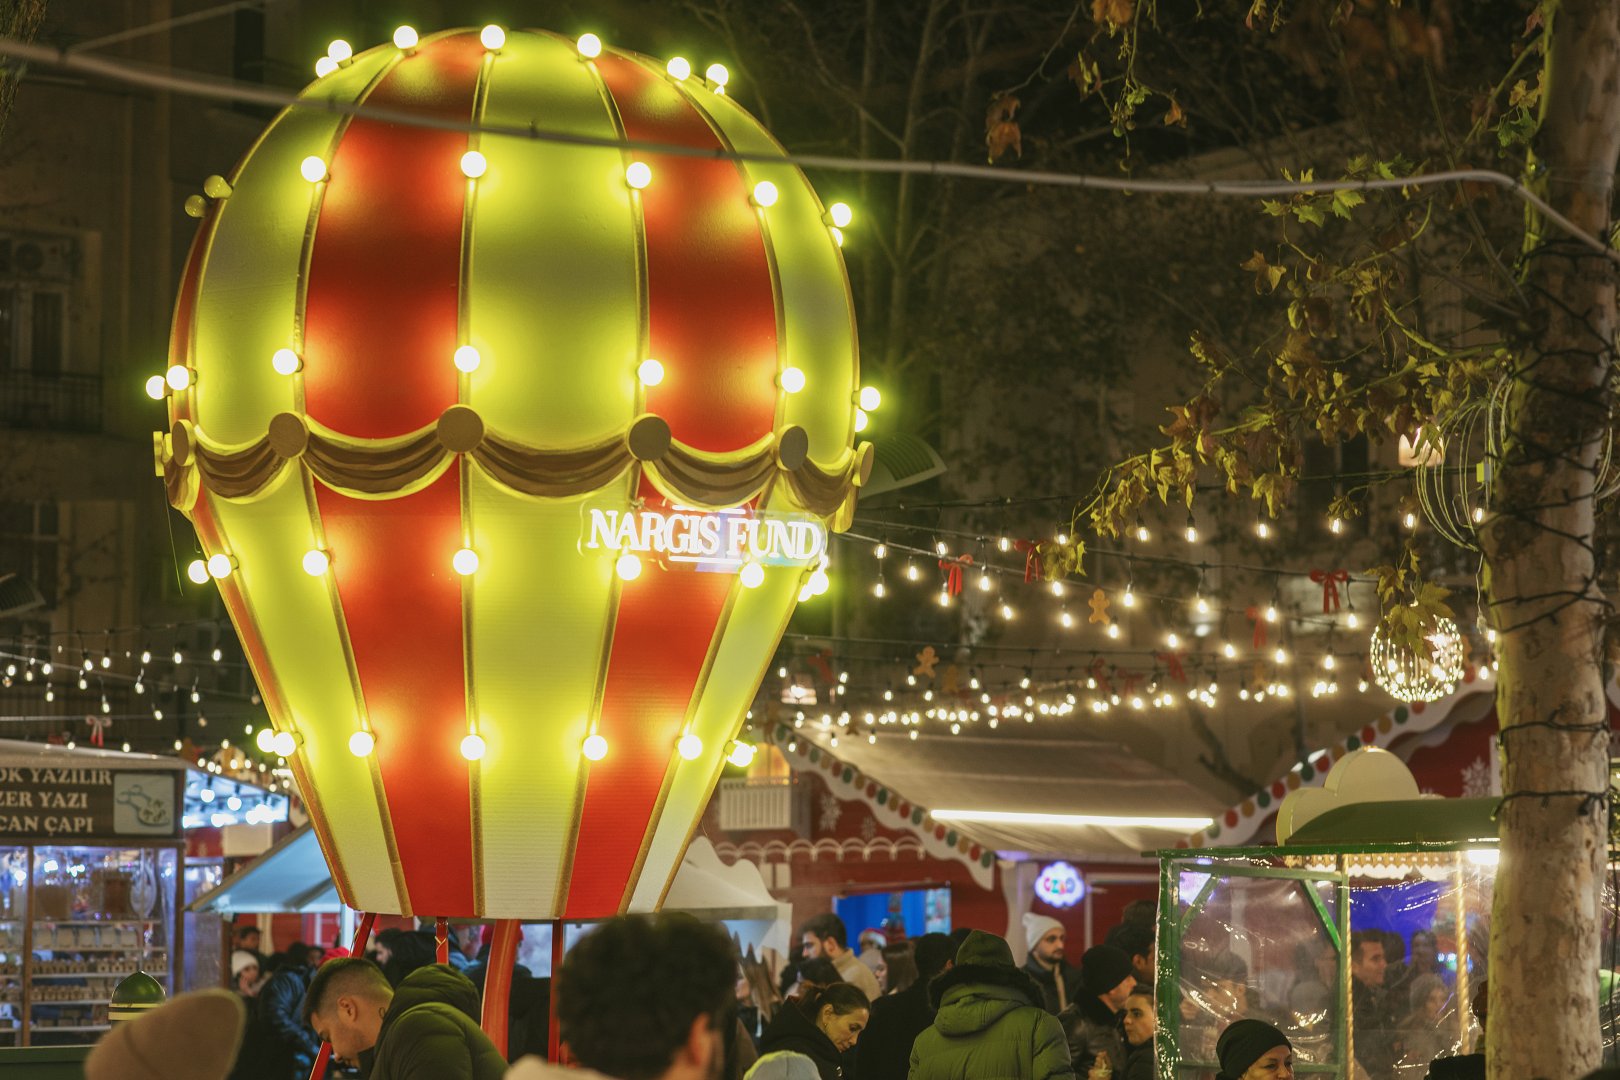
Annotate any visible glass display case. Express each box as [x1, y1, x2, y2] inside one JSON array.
[[0, 843, 182, 1047]]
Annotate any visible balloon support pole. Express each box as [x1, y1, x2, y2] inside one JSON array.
[[308, 909, 376, 1080], [480, 918, 520, 1058], [548, 920, 564, 1063]]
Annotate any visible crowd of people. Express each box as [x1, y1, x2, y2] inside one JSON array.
[[86, 906, 1620, 1080]]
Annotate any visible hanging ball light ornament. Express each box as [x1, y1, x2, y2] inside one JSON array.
[[155, 27, 870, 922], [1370, 615, 1465, 702]]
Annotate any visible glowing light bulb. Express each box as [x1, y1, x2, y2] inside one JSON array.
[[256, 728, 277, 753], [626, 161, 652, 189], [1134, 523, 1150, 542], [705, 63, 729, 87], [829, 226, 844, 247], [1330, 516, 1344, 535], [460, 150, 487, 178], [460, 732, 487, 760], [977, 571, 991, 592], [1000, 602, 1014, 621], [1275, 648, 1289, 664], [166, 364, 193, 391], [1121, 585, 1136, 608], [454, 345, 481, 372], [186, 559, 209, 585], [300, 156, 328, 183], [740, 562, 765, 589], [207, 553, 235, 579], [1346, 610, 1360, 629], [1106, 623, 1120, 639], [826, 202, 853, 228], [778, 366, 805, 393], [638, 358, 664, 385], [667, 56, 691, 79], [677, 732, 703, 760], [854, 409, 869, 432], [872, 580, 887, 598], [480, 25, 506, 50], [808, 569, 830, 595], [1223, 641, 1236, 658], [858, 386, 881, 411], [616, 553, 642, 581], [393, 25, 418, 49], [1050, 580, 1065, 598], [753, 180, 779, 207], [272, 348, 302, 375], [1256, 520, 1271, 539], [727, 740, 755, 767], [874, 542, 888, 559], [1195, 595, 1210, 615], [583, 733, 608, 761], [272, 731, 296, 756], [453, 548, 480, 575], [314, 56, 338, 77], [1404, 512, 1417, 530], [577, 33, 602, 58], [302, 549, 330, 576], [1323, 653, 1336, 670], [144, 375, 167, 399], [1264, 604, 1278, 622], [327, 39, 352, 62], [1060, 610, 1074, 629], [1167, 632, 1180, 648]]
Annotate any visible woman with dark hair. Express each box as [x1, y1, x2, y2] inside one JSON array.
[[759, 982, 871, 1080], [880, 942, 918, 995]]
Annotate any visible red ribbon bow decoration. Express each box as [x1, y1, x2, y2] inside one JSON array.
[[938, 554, 975, 596], [1245, 606, 1268, 650], [1310, 568, 1350, 614], [85, 715, 109, 747], [1155, 651, 1187, 684], [1089, 657, 1114, 696], [1012, 540, 1042, 583]]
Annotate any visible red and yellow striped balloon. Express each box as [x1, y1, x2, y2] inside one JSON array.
[[156, 28, 866, 919]]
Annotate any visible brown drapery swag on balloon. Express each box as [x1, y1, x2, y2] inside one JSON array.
[[158, 408, 871, 520]]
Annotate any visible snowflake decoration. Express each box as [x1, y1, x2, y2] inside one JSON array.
[[860, 816, 878, 843], [1461, 756, 1494, 798], [819, 792, 842, 832]]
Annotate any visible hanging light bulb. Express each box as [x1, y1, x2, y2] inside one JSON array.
[[1403, 511, 1417, 530], [1050, 580, 1065, 598], [1195, 593, 1210, 615], [1274, 647, 1289, 664], [872, 579, 887, 599], [1222, 641, 1236, 658], [905, 560, 919, 582], [1184, 513, 1199, 544], [1264, 602, 1278, 623], [977, 569, 991, 592], [1134, 520, 1150, 543], [1322, 652, 1336, 671], [1255, 516, 1271, 540], [999, 601, 1014, 620], [1121, 583, 1136, 608], [1329, 516, 1344, 535], [1166, 632, 1180, 649], [1106, 623, 1120, 639], [1059, 608, 1074, 629]]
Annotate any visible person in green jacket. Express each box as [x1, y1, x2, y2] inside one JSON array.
[[304, 957, 506, 1079], [908, 930, 1076, 1080]]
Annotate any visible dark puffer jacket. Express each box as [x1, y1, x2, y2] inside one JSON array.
[[358, 964, 507, 1080], [258, 963, 320, 1077], [907, 961, 1074, 1080], [1057, 994, 1126, 1078], [759, 998, 848, 1080]]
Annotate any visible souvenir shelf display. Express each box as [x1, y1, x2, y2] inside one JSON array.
[[0, 844, 181, 1046]]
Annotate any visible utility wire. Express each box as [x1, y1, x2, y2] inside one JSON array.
[[0, 34, 1613, 265]]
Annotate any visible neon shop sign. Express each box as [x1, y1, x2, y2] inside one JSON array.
[[581, 505, 827, 569], [1034, 861, 1086, 908]]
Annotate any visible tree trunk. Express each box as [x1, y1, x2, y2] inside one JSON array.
[[1481, 2, 1620, 1077]]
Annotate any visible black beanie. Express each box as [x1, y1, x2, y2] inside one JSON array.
[[1215, 1019, 1290, 1080], [1080, 944, 1134, 996]]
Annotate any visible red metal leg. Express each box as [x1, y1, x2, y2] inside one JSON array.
[[547, 920, 565, 1063], [479, 919, 520, 1057], [308, 911, 377, 1080]]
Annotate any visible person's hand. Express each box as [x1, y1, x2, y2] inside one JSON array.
[[1088, 1050, 1112, 1080]]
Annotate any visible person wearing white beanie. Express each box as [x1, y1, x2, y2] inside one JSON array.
[[1021, 912, 1082, 1014]]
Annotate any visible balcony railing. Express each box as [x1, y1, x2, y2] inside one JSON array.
[[718, 777, 807, 833], [0, 373, 102, 433]]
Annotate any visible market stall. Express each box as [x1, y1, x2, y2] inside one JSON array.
[[1153, 748, 1503, 1079], [0, 739, 286, 1047]]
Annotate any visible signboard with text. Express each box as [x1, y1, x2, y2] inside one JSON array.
[[0, 765, 182, 841], [580, 503, 827, 570]]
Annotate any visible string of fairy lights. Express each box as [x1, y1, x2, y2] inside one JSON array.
[[742, 506, 1498, 746]]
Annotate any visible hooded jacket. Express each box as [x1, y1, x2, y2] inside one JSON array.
[[1021, 957, 1084, 1015], [760, 998, 848, 1080], [857, 975, 937, 1080], [359, 964, 507, 1080], [907, 961, 1074, 1080]]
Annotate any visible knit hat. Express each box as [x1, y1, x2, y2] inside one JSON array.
[[745, 1051, 823, 1080], [1080, 944, 1135, 997], [230, 950, 258, 978], [1215, 1019, 1291, 1080], [955, 929, 1016, 970], [86, 989, 245, 1080], [1023, 912, 1065, 952]]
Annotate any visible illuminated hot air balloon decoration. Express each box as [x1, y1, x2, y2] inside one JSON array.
[[155, 27, 870, 935]]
